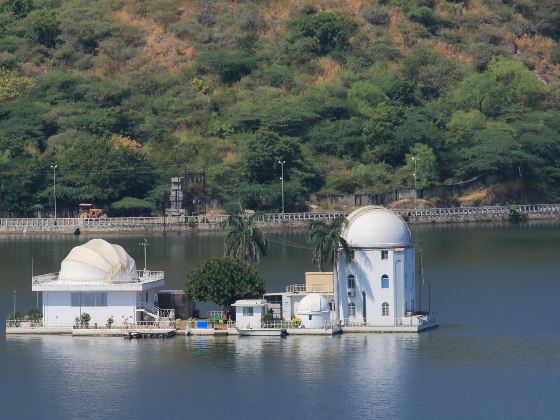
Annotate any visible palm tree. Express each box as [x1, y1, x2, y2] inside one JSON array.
[[220, 213, 268, 264], [308, 216, 353, 322], [308, 217, 352, 271]]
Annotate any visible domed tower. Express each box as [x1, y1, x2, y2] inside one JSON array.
[[336, 206, 416, 326]]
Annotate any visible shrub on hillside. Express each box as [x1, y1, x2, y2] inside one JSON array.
[[197, 50, 259, 84], [109, 197, 154, 217]]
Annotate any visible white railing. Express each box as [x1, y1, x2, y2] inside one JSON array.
[[285, 284, 334, 293], [32, 273, 59, 284], [122, 320, 175, 330], [208, 311, 224, 319], [3, 204, 560, 231], [138, 270, 164, 282], [32, 270, 164, 286]]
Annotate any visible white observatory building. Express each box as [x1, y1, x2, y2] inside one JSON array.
[[336, 206, 435, 331], [32, 239, 165, 327]]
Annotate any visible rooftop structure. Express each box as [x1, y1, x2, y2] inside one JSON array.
[[342, 205, 411, 248]]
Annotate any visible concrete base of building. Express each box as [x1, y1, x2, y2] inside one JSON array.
[[186, 328, 230, 336], [5, 327, 72, 335], [342, 321, 438, 333], [72, 328, 124, 336], [287, 326, 342, 335]]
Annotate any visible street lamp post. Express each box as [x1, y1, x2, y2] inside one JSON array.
[[278, 160, 286, 214], [411, 156, 419, 206], [12, 290, 16, 319], [139, 239, 149, 272], [50, 164, 58, 218]]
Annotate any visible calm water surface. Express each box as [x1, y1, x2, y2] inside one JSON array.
[[0, 223, 559, 419]]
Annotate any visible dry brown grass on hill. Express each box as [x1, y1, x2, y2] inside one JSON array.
[[113, 9, 195, 73], [315, 56, 343, 84], [386, 199, 436, 209], [426, 39, 474, 64]]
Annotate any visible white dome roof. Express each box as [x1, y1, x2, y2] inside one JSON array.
[[297, 294, 330, 315], [58, 239, 138, 283], [342, 206, 411, 248]]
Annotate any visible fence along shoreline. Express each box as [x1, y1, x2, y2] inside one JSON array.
[[1, 204, 560, 233]]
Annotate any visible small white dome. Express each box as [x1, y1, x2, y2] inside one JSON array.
[[297, 294, 330, 315], [58, 239, 138, 283], [342, 206, 411, 248]]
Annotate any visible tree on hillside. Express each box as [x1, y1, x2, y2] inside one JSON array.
[[399, 143, 439, 190], [185, 257, 266, 317], [220, 209, 268, 264], [308, 217, 352, 272]]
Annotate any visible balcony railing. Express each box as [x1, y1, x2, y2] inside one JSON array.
[[286, 284, 333, 294], [32, 270, 164, 286]]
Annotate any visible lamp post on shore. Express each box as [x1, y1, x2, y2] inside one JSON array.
[[278, 160, 286, 214], [50, 164, 58, 218], [140, 239, 149, 272], [411, 156, 419, 206]]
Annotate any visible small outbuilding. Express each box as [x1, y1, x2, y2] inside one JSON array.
[[296, 293, 331, 329], [232, 299, 266, 329]]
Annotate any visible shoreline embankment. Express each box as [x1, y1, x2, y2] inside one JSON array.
[[1, 204, 559, 234]]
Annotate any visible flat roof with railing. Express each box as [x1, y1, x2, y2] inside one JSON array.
[[32, 270, 164, 291]]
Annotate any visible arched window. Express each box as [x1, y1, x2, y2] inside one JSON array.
[[347, 274, 356, 289], [381, 274, 389, 289], [348, 302, 356, 317], [382, 302, 389, 316]]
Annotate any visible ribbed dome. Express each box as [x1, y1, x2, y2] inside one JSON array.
[[342, 206, 411, 248], [297, 294, 330, 315], [58, 239, 138, 283]]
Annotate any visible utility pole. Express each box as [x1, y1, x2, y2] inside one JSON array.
[[50, 164, 58, 218], [278, 160, 286, 214], [411, 156, 419, 207], [139, 239, 149, 271]]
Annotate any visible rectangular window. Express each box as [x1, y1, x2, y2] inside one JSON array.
[[381, 276, 389, 289], [243, 307, 254, 316], [381, 250, 389, 260], [71, 292, 107, 307]]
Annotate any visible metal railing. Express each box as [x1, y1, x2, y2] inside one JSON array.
[[2, 204, 560, 231], [122, 320, 175, 330], [32, 270, 164, 286], [286, 284, 334, 294]]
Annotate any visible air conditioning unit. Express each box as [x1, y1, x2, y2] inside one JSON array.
[[347, 289, 355, 297]]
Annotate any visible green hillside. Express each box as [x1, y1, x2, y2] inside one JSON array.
[[1, 0, 560, 215]]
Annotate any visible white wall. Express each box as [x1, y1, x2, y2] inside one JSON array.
[[298, 312, 330, 328], [235, 306, 264, 329], [337, 246, 415, 326], [43, 291, 137, 327]]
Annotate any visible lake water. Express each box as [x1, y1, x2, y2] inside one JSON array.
[[1, 223, 559, 419]]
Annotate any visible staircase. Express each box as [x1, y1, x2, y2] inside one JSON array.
[[136, 302, 171, 320]]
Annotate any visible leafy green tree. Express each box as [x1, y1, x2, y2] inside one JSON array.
[[185, 257, 266, 314], [109, 197, 154, 216], [399, 143, 439, 189], [288, 12, 358, 54], [454, 58, 545, 117], [243, 129, 304, 184], [0, 67, 34, 101], [308, 217, 351, 272], [2, 0, 32, 18], [197, 50, 259, 84], [50, 135, 153, 206], [27, 9, 60, 48], [220, 212, 268, 263]]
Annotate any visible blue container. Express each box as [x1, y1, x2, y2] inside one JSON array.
[[196, 321, 208, 329]]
